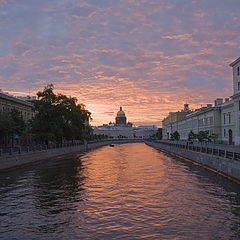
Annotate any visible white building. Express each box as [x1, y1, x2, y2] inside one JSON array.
[[230, 57, 240, 145]]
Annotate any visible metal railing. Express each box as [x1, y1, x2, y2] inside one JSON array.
[[0, 138, 144, 157], [0, 140, 85, 157], [156, 140, 240, 161]]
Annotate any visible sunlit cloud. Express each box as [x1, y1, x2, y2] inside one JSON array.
[[0, 0, 239, 126]]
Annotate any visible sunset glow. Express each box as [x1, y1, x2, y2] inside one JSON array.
[[0, 0, 239, 126]]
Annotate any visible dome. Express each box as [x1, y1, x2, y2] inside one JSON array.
[[117, 107, 126, 117], [115, 107, 127, 125]]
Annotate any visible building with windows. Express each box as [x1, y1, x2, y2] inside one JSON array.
[[162, 104, 191, 139], [0, 91, 35, 121], [162, 57, 240, 145], [229, 57, 240, 145]]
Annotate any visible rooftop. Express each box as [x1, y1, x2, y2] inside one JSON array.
[[229, 57, 240, 67]]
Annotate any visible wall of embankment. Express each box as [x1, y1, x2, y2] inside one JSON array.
[[0, 139, 143, 172], [146, 141, 240, 183]]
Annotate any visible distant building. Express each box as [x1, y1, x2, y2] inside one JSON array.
[[0, 91, 35, 121], [16, 95, 37, 102], [133, 125, 158, 139], [93, 107, 157, 139]]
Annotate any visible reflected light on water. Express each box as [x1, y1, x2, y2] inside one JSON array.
[[0, 143, 239, 239]]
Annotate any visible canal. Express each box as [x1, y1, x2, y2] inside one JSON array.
[[0, 143, 239, 239]]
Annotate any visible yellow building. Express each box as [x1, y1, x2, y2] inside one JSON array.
[[0, 92, 35, 121], [162, 104, 191, 139]]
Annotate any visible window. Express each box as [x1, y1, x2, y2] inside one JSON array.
[[223, 114, 226, 124], [228, 113, 231, 124], [209, 117, 213, 125], [238, 82, 240, 91], [238, 66, 240, 76], [224, 129, 226, 137], [239, 100, 240, 111]]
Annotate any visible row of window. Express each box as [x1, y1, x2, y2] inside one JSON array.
[[198, 117, 213, 127], [0, 107, 34, 120], [176, 116, 214, 130]]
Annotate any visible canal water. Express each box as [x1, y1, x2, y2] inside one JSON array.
[[0, 143, 239, 240]]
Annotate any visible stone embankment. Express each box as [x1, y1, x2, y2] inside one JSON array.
[[146, 140, 240, 183], [0, 139, 143, 172]]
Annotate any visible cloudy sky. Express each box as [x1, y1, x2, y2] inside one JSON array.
[[0, 0, 239, 126]]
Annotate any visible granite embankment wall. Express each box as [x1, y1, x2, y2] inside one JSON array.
[[0, 139, 143, 171], [146, 141, 240, 182]]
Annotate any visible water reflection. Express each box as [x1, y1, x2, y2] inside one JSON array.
[[0, 143, 239, 240], [32, 157, 86, 214]]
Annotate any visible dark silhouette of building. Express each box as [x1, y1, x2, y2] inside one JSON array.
[[115, 106, 127, 125]]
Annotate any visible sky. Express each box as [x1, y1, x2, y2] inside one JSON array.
[[0, 0, 240, 126]]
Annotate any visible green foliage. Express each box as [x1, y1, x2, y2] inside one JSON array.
[[0, 109, 26, 145], [196, 131, 210, 142], [154, 128, 162, 140], [171, 131, 180, 140], [118, 135, 127, 138], [188, 130, 196, 141], [209, 133, 218, 142], [93, 134, 109, 140], [31, 84, 92, 143]]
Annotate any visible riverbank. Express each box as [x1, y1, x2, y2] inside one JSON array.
[[146, 140, 240, 184], [0, 139, 143, 172]]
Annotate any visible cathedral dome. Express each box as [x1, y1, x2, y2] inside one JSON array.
[[115, 107, 127, 125], [117, 107, 126, 117]]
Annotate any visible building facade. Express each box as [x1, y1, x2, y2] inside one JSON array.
[[0, 92, 35, 121], [162, 57, 240, 145], [162, 104, 191, 139], [230, 57, 240, 145]]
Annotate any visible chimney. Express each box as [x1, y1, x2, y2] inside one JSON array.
[[225, 98, 229, 102], [214, 98, 223, 106], [184, 104, 189, 112]]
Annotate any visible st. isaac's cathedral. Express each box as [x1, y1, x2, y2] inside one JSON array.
[[93, 107, 157, 138], [115, 106, 126, 125], [115, 107, 132, 127]]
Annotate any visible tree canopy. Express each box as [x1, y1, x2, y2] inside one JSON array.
[[31, 84, 92, 143], [153, 128, 162, 140], [188, 130, 196, 141], [171, 131, 180, 140], [0, 109, 26, 146]]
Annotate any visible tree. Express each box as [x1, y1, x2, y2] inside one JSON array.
[[171, 131, 180, 140], [155, 128, 162, 140], [188, 130, 196, 141], [209, 133, 218, 142], [196, 131, 210, 142], [31, 84, 92, 143], [0, 109, 26, 146]]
